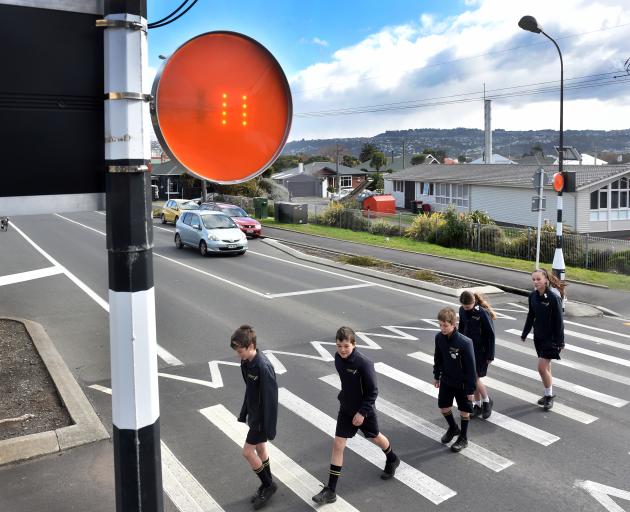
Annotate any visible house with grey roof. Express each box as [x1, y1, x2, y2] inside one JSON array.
[[383, 164, 630, 233], [272, 162, 368, 198]]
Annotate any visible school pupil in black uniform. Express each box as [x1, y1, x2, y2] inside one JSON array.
[[312, 326, 400, 505], [520, 269, 565, 411], [459, 291, 496, 419], [231, 325, 279, 510], [433, 307, 477, 453]]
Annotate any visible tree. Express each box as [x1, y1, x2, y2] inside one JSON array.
[[367, 172, 384, 191], [359, 143, 378, 163], [370, 151, 387, 171], [342, 154, 360, 168], [423, 147, 447, 163], [411, 153, 426, 165], [305, 155, 332, 164], [264, 155, 299, 177], [458, 154, 467, 163]]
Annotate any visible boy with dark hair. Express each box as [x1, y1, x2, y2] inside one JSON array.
[[433, 308, 477, 453], [312, 326, 400, 505], [231, 325, 279, 510]]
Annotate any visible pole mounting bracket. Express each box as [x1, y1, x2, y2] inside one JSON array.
[[105, 92, 152, 102], [95, 19, 147, 32], [107, 165, 149, 174]]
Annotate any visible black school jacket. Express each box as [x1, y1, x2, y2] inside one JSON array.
[[335, 349, 378, 418], [521, 289, 564, 349], [433, 328, 476, 395], [238, 350, 278, 440], [458, 305, 495, 361]]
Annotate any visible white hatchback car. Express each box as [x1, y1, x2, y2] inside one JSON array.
[[175, 210, 248, 256]]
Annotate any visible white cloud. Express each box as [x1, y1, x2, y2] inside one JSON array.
[[288, 0, 630, 141], [312, 37, 329, 47]]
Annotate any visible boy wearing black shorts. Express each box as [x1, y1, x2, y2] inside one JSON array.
[[312, 326, 400, 505], [231, 325, 279, 510], [433, 308, 477, 453]]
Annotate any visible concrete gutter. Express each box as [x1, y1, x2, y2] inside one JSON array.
[[0, 318, 109, 466], [262, 238, 503, 298]]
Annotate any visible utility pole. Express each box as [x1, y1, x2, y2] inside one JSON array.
[[336, 143, 340, 193], [101, 0, 163, 510], [402, 139, 406, 169]]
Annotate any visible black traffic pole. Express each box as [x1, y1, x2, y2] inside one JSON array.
[[519, 15, 566, 282], [100, 1, 163, 510]]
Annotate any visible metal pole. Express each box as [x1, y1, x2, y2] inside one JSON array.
[[103, 1, 163, 510], [535, 169, 544, 269]]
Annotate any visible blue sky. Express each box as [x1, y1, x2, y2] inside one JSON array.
[[147, 1, 630, 141]]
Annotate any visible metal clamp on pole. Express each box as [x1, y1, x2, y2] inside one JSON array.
[[105, 92, 152, 102], [107, 165, 149, 174], [95, 19, 146, 32]]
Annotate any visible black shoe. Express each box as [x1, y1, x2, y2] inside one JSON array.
[[250, 485, 264, 503], [253, 481, 277, 510], [542, 395, 555, 411], [482, 398, 493, 419], [381, 455, 400, 480], [441, 426, 461, 444], [312, 486, 337, 505], [472, 404, 482, 418], [450, 436, 468, 453], [537, 396, 546, 406]]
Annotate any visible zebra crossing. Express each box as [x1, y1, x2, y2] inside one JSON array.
[[91, 315, 630, 511]]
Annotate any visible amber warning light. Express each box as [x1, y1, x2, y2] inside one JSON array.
[[151, 31, 292, 184]]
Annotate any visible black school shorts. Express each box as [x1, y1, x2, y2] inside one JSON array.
[[335, 409, 380, 439], [475, 354, 490, 377], [245, 428, 268, 445], [534, 340, 562, 360], [437, 382, 474, 413]]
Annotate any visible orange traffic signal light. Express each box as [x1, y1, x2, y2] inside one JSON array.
[[151, 31, 292, 184], [552, 172, 564, 192]]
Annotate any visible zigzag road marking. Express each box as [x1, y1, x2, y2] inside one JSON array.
[[0, 266, 63, 287], [408, 350, 598, 424], [278, 387, 456, 505], [319, 374, 513, 473], [575, 479, 630, 512], [200, 404, 360, 512], [376, 361, 559, 446]]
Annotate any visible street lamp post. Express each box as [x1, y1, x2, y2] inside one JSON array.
[[518, 15, 565, 282]]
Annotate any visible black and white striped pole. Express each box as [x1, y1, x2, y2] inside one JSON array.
[[100, 1, 163, 510]]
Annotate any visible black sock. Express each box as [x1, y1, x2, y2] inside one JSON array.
[[327, 464, 342, 492], [254, 463, 272, 487], [262, 458, 272, 482], [382, 444, 397, 463], [460, 416, 470, 438], [442, 410, 457, 430]]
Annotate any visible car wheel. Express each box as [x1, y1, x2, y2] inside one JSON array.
[[174, 216, 179, 225], [161, 214, 166, 224], [174, 233, 183, 249], [199, 240, 208, 256]]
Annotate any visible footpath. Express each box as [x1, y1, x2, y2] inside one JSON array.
[[262, 225, 630, 319]]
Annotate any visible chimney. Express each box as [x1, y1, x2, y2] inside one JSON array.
[[484, 100, 492, 164]]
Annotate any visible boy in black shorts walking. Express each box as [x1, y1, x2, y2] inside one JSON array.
[[231, 325, 279, 510], [433, 308, 476, 452], [312, 326, 400, 505]]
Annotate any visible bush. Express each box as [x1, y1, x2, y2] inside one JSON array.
[[405, 213, 445, 243], [369, 218, 400, 236], [321, 202, 345, 226], [606, 250, 630, 275], [464, 210, 494, 225], [478, 224, 504, 253], [439, 205, 468, 248]]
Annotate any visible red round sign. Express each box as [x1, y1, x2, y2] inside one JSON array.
[[151, 31, 292, 184]]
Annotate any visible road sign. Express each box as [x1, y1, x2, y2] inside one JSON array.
[[531, 196, 546, 212], [151, 31, 292, 184], [532, 169, 544, 190]]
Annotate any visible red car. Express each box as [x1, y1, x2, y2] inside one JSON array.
[[200, 202, 262, 237]]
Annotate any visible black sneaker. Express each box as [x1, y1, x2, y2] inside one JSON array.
[[253, 481, 277, 510], [381, 455, 400, 480], [250, 485, 264, 503], [472, 404, 482, 418], [312, 486, 337, 504], [482, 398, 493, 419], [542, 395, 555, 411], [440, 426, 461, 444], [450, 436, 468, 453], [537, 396, 546, 406]]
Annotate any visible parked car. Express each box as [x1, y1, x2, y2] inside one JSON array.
[[199, 202, 262, 237], [160, 199, 199, 225], [175, 210, 247, 256]]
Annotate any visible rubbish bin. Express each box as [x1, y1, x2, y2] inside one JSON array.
[[253, 197, 268, 219], [412, 200, 423, 214]]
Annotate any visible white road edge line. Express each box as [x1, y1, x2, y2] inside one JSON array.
[[0, 266, 63, 287], [200, 404, 360, 512], [89, 385, 225, 512], [266, 283, 375, 298]]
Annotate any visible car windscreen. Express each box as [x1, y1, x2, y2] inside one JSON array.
[[220, 206, 248, 217], [202, 214, 237, 229]]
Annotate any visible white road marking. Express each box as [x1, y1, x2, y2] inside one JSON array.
[[565, 320, 630, 340], [0, 266, 63, 287], [574, 480, 630, 512], [319, 374, 513, 473], [89, 385, 225, 512], [564, 328, 630, 352], [377, 360, 559, 446], [200, 404, 360, 512], [265, 283, 375, 298], [56, 213, 105, 236], [507, 302, 529, 311], [12, 219, 183, 367], [278, 387, 456, 504]]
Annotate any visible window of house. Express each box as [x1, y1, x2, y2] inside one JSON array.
[[589, 179, 630, 221], [418, 182, 434, 195], [435, 182, 468, 207], [340, 176, 352, 188], [393, 180, 404, 192]]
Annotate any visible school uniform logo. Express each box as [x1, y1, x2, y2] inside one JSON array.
[[346, 368, 358, 375], [247, 373, 259, 381], [449, 348, 460, 359]]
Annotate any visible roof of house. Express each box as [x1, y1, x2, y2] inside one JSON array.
[[272, 161, 367, 180], [150, 161, 186, 176], [469, 154, 516, 164], [384, 164, 630, 191], [511, 154, 557, 165]]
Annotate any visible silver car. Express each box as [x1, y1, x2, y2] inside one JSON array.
[[175, 210, 248, 256]]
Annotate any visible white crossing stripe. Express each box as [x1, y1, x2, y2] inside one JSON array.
[[490, 358, 627, 407], [200, 404, 359, 512], [319, 374, 513, 473], [265, 283, 375, 298], [0, 266, 64, 287], [495, 338, 630, 387], [278, 387, 456, 505], [564, 328, 630, 353], [506, 329, 630, 368], [378, 360, 559, 446], [89, 385, 224, 512], [565, 319, 630, 340]]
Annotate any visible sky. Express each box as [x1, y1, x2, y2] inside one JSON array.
[[147, 0, 630, 142]]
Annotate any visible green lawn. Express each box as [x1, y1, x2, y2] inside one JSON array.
[[262, 219, 630, 291]]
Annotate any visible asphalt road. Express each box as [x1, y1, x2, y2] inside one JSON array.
[[1, 211, 630, 512]]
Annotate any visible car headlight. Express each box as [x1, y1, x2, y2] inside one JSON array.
[[207, 234, 219, 241], [240, 233, 247, 240]]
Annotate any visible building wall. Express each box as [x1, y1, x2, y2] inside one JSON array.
[[580, 171, 630, 233]]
